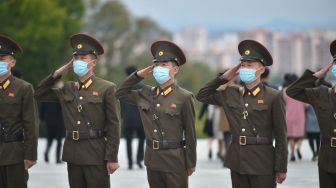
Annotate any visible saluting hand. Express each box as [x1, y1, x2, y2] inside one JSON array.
[[24, 160, 36, 170], [275, 172, 287, 184], [219, 63, 241, 80], [53, 57, 74, 78], [187, 167, 196, 176], [106, 162, 119, 175], [313, 61, 334, 79], [136, 65, 155, 78]]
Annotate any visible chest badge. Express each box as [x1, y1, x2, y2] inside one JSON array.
[[170, 103, 177, 109], [257, 99, 264, 104], [92, 91, 99, 96], [8, 92, 14, 97]]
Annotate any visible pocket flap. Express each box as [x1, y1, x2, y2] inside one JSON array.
[[63, 95, 74, 102], [138, 101, 150, 111], [87, 97, 103, 103], [165, 109, 181, 116], [252, 105, 269, 111]]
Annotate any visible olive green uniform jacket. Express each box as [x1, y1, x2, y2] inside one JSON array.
[[0, 75, 38, 165], [286, 69, 336, 173], [35, 74, 120, 165], [115, 73, 197, 173], [196, 76, 287, 175]]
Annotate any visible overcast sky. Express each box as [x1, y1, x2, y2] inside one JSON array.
[[121, 0, 336, 32]]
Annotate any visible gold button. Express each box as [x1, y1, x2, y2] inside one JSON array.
[[245, 103, 248, 107], [161, 92, 164, 95], [82, 85, 85, 88], [161, 132, 165, 135], [334, 129, 336, 133], [253, 128, 256, 131], [248, 92, 251, 95], [242, 128, 246, 132], [79, 96, 83, 100], [157, 104, 160, 107], [0, 86, 2, 89], [154, 129, 157, 133], [77, 121, 81, 125]]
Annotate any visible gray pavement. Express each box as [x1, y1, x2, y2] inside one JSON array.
[[28, 139, 319, 188]]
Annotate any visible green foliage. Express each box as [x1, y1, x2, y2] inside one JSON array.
[[0, 0, 84, 86]]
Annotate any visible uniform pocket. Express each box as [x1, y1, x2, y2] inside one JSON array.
[[87, 97, 103, 104], [138, 101, 150, 111], [252, 105, 269, 111], [317, 104, 329, 111], [165, 109, 181, 116], [227, 101, 241, 109], [63, 95, 74, 102], [4, 98, 19, 104]]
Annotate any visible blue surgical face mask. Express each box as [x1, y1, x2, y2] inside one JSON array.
[[0, 61, 9, 76], [239, 68, 257, 84], [153, 66, 171, 84], [331, 65, 336, 77], [73, 60, 89, 77]]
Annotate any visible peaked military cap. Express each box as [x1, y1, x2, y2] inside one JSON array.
[[330, 40, 336, 60], [0, 34, 23, 56], [238, 40, 273, 66], [70, 33, 104, 57], [151, 40, 186, 66]]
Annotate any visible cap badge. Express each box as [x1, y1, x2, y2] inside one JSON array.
[[77, 44, 83, 49], [0, 45, 2, 49], [158, 51, 164, 56], [244, 50, 250, 55]]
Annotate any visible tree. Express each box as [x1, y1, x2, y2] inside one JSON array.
[[0, 0, 84, 86]]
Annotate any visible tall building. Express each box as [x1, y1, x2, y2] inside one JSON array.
[[173, 27, 208, 62], [173, 27, 336, 75]]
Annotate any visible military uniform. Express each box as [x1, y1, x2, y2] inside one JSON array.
[[116, 41, 196, 188], [0, 35, 38, 188], [196, 40, 288, 188], [35, 33, 120, 188], [286, 40, 336, 188]]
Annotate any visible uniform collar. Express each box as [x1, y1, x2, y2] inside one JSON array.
[[0, 75, 12, 90], [77, 75, 95, 90], [156, 84, 174, 96], [241, 83, 263, 97]]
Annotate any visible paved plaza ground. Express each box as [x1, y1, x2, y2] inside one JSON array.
[[28, 139, 319, 188]]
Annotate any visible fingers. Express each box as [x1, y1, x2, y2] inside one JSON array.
[[107, 166, 112, 174], [24, 160, 36, 170], [106, 163, 119, 175], [275, 173, 286, 184], [187, 168, 195, 176], [276, 177, 284, 184]]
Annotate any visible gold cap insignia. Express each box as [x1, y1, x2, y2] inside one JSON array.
[[77, 44, 83, 49], [244, 50, 250, 55], [158, 51, 164, 56]]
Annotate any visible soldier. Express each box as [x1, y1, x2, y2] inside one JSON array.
[[196, 40, 288, 188], [0, 34, 38, 188], [35, 33, 120, 188], [286, 40, 336, 188], [116, 40, 196, 188]]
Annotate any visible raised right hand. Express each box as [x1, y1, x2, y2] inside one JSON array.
[[53, 58, 74, 78], [137, 65, 155, 78], [219, 63, 241, 80], [313, 61, 334, 79]]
